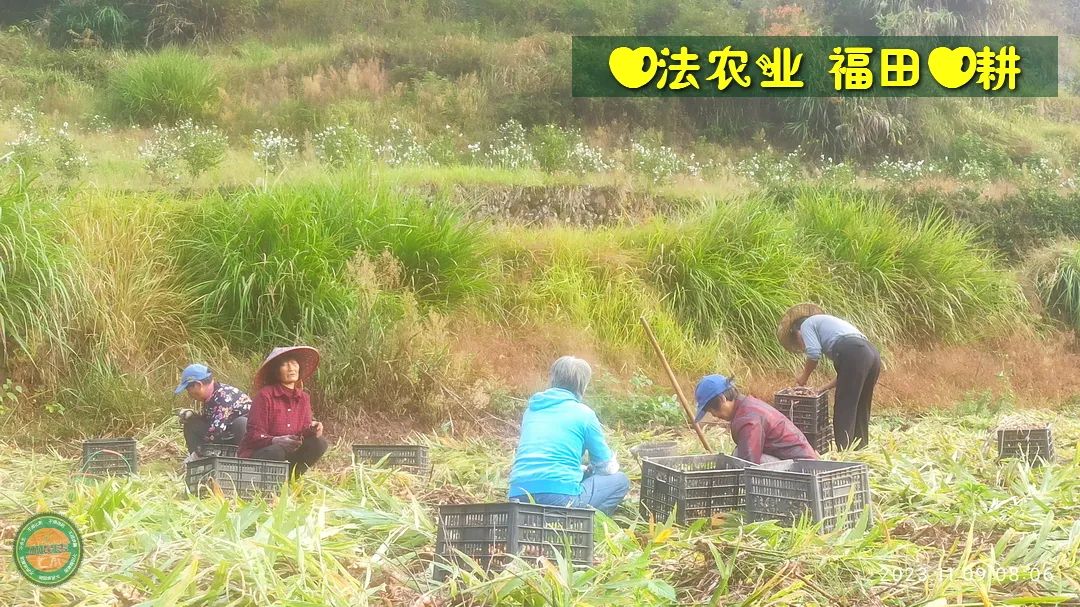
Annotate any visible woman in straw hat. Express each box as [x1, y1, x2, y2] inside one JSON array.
[[778, 304, 881, 451], [238, 346, 328, 477]]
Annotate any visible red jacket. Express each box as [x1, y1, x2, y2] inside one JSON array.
[[730, 395, 819, 463], [238, 384, 313, 458]]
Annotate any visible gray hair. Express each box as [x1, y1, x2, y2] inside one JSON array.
[[549, 356, 592, 399]]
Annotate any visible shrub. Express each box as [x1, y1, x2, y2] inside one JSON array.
[[252, 128, 298, 174], [139, 120, 226, 183], [1024, 242, 1080, 331], [735, 147, 804, 187], [176, 120, 227, 179], [48, 0, 138, 48], [374, 117, 433, 167], [949, 132, 1014, 181], [3, 130, 49, 175], [590, 373, 684, 429], [53, 122, 89, 181], [482, 120, 536, 170], [104, 50, 219, 125], [872, 156, 941, 182], [530, 124, 577, 172], [631, 139, 701, 184], [312, 124, 370, 169], [138, 124, 184, 183]]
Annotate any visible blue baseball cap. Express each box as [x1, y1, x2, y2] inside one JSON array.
[[174, 363, 212, 394], [694, 374, 733, 422]]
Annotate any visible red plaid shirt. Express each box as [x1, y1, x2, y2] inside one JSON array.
[[730, 395, 819, 464], [238, 384, 313, 457]]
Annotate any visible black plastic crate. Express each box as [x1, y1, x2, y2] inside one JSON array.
[[773, 390, 830, 428], [774, 390, 832, 454], [997, 426, 1054, 465], [632, 441, 679, 461], [185, 456, 288, 499], [801, 427, 835, 455], [640, 454, 752, 525], [198, 443, 238, 458], [434, 502, 594, 581], [744, 459, 870, 533], [81, 438, 138, 476], [352, 444, 431, 475]]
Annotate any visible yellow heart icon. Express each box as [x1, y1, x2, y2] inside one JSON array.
[[927, 47, 977, 89], [608, 46, 659, 90]]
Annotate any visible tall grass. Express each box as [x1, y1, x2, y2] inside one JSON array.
[[1023, 241, 1080, 331], [794, 189, 1024, 343], [104, 49, 220, 125], [0, 180, 76, 367], [484, 191, 1023, 373], [637, 200, 839, 366], [486, 227, 727, 373], [66, 193, 199, 369], [174, 176, 488, 349]]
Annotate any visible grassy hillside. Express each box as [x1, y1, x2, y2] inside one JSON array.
[[0, 0, 1079, 436]]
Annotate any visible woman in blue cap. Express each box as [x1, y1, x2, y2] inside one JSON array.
[[694, 374, 818, 464], [174, 363, 252, 463]]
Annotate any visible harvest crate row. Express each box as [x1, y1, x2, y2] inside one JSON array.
[[639, 454, 872, 532]]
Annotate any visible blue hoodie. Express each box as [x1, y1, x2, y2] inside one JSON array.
[[508, 388, 614, 498]]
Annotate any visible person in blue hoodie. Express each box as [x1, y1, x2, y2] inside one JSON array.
[[508, 356, 629, 516]]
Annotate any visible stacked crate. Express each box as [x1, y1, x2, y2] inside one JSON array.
[[773, 390, 833, 454], [198, 443, 238, 458], [632, 441, 679, 461]]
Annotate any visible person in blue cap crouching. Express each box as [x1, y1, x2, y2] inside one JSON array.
[[694, 374, 818, 464], [174, 363, 252, 464], [508, 356, 629, 516]]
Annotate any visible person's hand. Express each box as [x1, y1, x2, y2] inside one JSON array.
[[178, 408, 195, 421], [312, 421, 324, 438], [272, 435, 301, 452], [794, 378, 806, 387]]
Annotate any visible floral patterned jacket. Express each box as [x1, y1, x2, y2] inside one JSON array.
[[203, 382, 252, 441]]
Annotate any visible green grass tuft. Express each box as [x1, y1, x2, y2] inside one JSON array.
[[103, 49, 220, 125]]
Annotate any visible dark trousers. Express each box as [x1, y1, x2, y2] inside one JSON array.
[[182, 415, 247, 454], [250, 436, 328, 478], [831, 337, 881, 450]]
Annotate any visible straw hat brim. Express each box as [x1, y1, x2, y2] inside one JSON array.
[[254, 346, 321, 391], [777, 303, 825, 353]]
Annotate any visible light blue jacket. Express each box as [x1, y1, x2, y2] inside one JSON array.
[[508, 388, 614, 498]]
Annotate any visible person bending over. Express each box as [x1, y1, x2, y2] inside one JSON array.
[[778, 303, 881, 450], [694, 374, 818, 464]]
